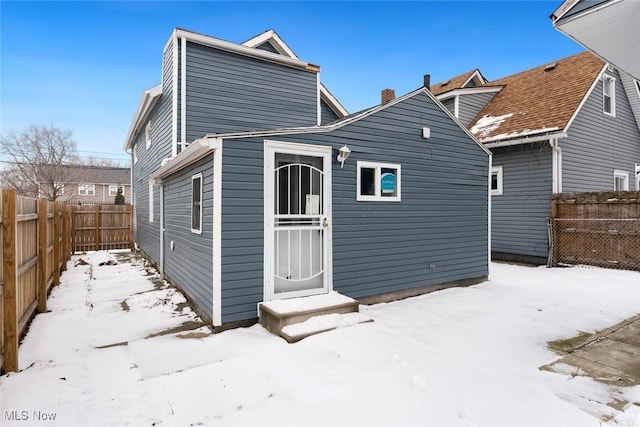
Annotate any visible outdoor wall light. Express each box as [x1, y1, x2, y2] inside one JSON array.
[[337, 145, 351, 168]]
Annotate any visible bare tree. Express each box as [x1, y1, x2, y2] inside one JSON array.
[[0, 124, 80, 201]]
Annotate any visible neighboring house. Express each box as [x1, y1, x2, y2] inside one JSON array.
[[38, 165, 131, 204], [434, 51, 640, 264], [124, 28, 491, 328], [551, 0, 640, 80]]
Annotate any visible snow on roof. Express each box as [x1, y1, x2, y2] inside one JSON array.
[[470, 113, 514, 138]]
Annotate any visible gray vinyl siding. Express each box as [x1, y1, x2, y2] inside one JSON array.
[[619, 70, 640, 131], [162, 154, 214, 319], [132, 42, 174, 263], [556, 0, 611, 24], [220, 90, 489, 322], [253, 42, 279, 54], [183, 40, 318, 143], [442, 98, 455, 116], [562, 68, 640, 191], [491, 142, 553, 259], [320, 98, 340, 124], [458, 92, 498, 126]]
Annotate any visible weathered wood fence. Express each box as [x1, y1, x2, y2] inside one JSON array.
[[548, 191, 640, 271], [74, 205, 134, 252], [1, 190, 133, 373]]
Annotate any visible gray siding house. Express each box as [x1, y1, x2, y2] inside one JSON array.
[[434, 51, 640, 263], [125, 28, 491, 327]]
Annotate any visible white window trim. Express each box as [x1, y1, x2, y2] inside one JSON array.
[[145, 121, 152, 149], [603, 74, 616, 117], [78, 184, 96, 196], [148, 180, 154, 223], [55, 182, 64, 195], [356, 161, 401, 202], [491, 166, 503, 196], [133, 144, 138, 164], [191, 173, 203, 234], [614, 169, 629, 191]]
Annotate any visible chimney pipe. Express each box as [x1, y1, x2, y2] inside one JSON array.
[[423, 74, 431, 89], [381, 88, 395, 104]]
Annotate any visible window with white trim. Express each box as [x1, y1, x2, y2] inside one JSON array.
[[614, 169, 629, 191], [145, 121, 152, 149], [491, 166, 503, 195], [191, 173, 203, 233], [603, 74, 616, 116], [78, 184, 95, 196], [109, 184, 124, 197], [356, 161, 401, 201], [148, 180, 154, 222], [54, 182, 64, 196], [133, 144, 138, 164]]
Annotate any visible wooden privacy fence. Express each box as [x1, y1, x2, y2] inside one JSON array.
[[74, 205, 133, 252], [1, 190, 133, 373], [548, 191, 640, 271], [1, 190, 73, 373]]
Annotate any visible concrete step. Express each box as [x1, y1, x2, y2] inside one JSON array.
[[259, 292, 371, 342]]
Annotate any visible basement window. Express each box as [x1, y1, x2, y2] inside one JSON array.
[[357, 161, 401, 202]]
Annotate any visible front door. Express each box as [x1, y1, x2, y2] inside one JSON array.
[[264, 141, 332, 301]]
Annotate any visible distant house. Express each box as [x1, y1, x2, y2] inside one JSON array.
[[551, 0, 640, 80], [38, 165, 131, 204], [124, 28, 491, 328], [434, 51, 640, 263]]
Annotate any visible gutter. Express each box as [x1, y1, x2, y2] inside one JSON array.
[[482, 130, 567, 149]]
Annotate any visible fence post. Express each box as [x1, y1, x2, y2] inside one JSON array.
[[94, 205, 101, 251], [60, 203, 67, 273], [53, 202, 61, 286], [71, 205, 76, 254], [37, 198, 48, 313], [66, 206, 73, 258], [2, 189, 19, 373]]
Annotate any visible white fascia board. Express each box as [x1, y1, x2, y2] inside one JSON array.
[[242, 30, 299, 59], [175, 29, 312, 71], [483, 130, 567, 148], [461, 69, 488, 87], [123, 84, 162, 151], [149, 138, 219, 181], [550, 0, 582, 22], [436, 86, 503, 102], [320, 83, 349, 117], [564, 64, 608, 131]]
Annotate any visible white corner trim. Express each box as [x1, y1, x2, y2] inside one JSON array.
[[487, 154, 492, 276], [550, 139, 563, 193], [454, 95, 460, 118], [172, 34, 179, 158], [159, 183, 164, 276], [212, 139, 223, 326], [317, 73, 321, 126], [181, 36, 187, 152]]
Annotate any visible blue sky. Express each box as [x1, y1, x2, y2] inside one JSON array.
[[1, 1, 581, 162]]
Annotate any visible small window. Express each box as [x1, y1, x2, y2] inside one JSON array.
[[145, 121, 152, 149], [133, 144, 138, 164], [148, 180, 154, 223], [78, 184, 95, 196], [109, 184, 123, 197], [191, 173, 203, 233], [55, 182, 64, 196], [614, 170, 629, 191], [603, 74, 616, 116], [356, 161, 401, 202], [491, 166, 503, 196]]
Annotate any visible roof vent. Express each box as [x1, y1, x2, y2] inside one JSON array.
[[440, 80, 450, 87], [544, 62, 558, 72]]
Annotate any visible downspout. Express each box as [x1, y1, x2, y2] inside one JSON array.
[[159, 182, 164, 277], [454, 95, 460, 119], [549, 138, 562, 193]]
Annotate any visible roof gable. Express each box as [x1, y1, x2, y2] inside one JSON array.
[[242, 30, 348, 118], [431, 69, 487, 96], [469, 51, 605, 141]]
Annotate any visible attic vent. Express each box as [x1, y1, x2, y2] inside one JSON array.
[[544, 63, 558, 72], [440, 80, 450, 87]]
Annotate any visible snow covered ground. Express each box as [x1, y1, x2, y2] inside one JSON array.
[[1, 251, 639, 427]]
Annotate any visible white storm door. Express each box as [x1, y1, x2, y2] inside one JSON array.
[[265, 141, 332, 301]]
